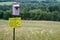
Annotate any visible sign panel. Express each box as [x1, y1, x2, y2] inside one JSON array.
[[13, 2, 20, 16], [9, 18, 21, 28]]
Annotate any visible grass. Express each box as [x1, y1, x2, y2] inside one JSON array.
[[0, 2, 20, 6], [0, 20, 60, 40], [0, 2, 13, 5]]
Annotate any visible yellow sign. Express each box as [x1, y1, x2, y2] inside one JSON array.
[[9, 17, 21, 28]]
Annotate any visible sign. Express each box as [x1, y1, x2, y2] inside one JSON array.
[[13, 2, 20, 16], [9, 17, 21, 28]]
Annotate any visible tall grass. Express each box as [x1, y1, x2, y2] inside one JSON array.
[[0, 20, 60, 40]]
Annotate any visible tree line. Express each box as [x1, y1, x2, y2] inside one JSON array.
[[0, 4, 60, 21]]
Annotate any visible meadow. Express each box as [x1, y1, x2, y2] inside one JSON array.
[[0, 2, 12, 5], [0, 20, 60, 40]]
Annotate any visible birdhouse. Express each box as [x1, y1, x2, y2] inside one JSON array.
[[12, 2, 20, 16]]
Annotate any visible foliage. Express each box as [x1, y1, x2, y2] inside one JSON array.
[[0, 10, 3, 19], [0, 2, 60, 21], [3, 10, 12, 20]]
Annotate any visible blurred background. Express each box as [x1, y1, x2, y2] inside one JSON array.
[[0, 0, 60, 21], [0, 0, 60, 40]]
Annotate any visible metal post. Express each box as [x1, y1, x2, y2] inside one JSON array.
[[13, 28, 15, 40], [13, 16, 16, 40]]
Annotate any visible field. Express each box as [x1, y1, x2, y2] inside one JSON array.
[[0, 2, 12, 5], [0, 2, 20, 6], [0, 20, 60, 40]]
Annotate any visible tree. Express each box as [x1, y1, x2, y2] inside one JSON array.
[[0, 10, 3, 19]]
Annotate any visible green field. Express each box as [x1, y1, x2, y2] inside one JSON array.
[[0, 20, 60, 40], [0, 2, 20, 5], [0, 2, 12, 5]]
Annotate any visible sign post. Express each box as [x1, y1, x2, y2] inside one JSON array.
[[8, 2, 21, 40], [9, 17, 21, 40]]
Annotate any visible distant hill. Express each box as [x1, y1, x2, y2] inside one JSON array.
[[0, 0, 59, 2]]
